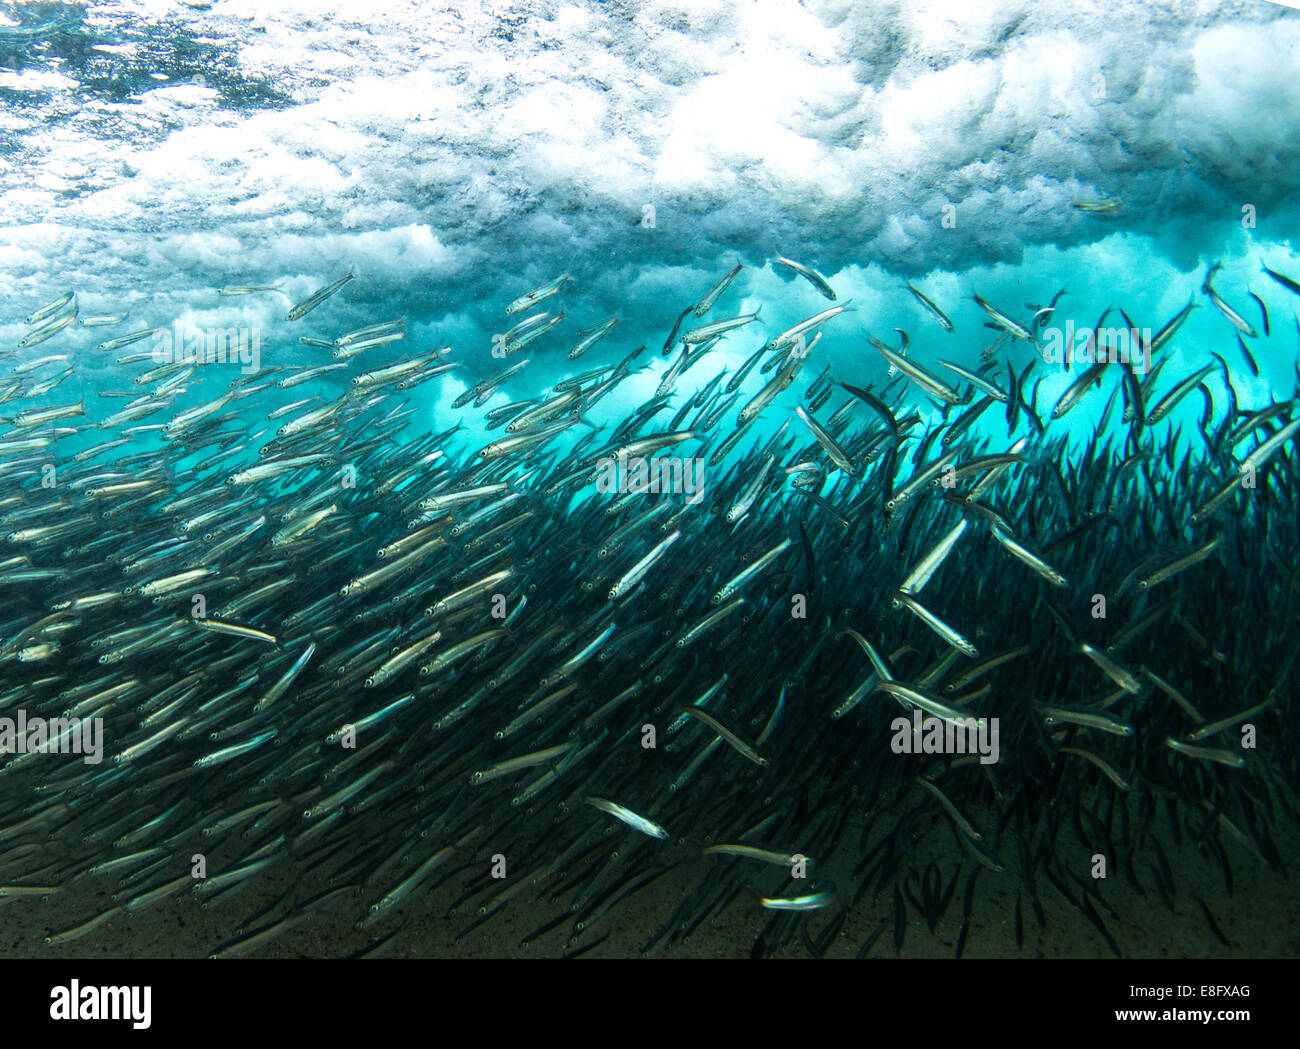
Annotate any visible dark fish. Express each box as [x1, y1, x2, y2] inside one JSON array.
[[855, 917, 889, 959], [1249, 290, 1270, 336], [1199, 899, 1230, 948], [893, 883, 906, 952], [1261, 262, 1300, 297], [662, 305, 695, 355], [1235, 334, 1260, 377], [797, 517, 817, 595]]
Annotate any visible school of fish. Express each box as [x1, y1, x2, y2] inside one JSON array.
[[1, 256, 1297, 958]]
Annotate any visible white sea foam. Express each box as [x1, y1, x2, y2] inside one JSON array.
[[1, 0, 1297, 449]]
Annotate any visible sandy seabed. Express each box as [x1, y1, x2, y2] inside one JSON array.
[[7, 815, 1297, 960]]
